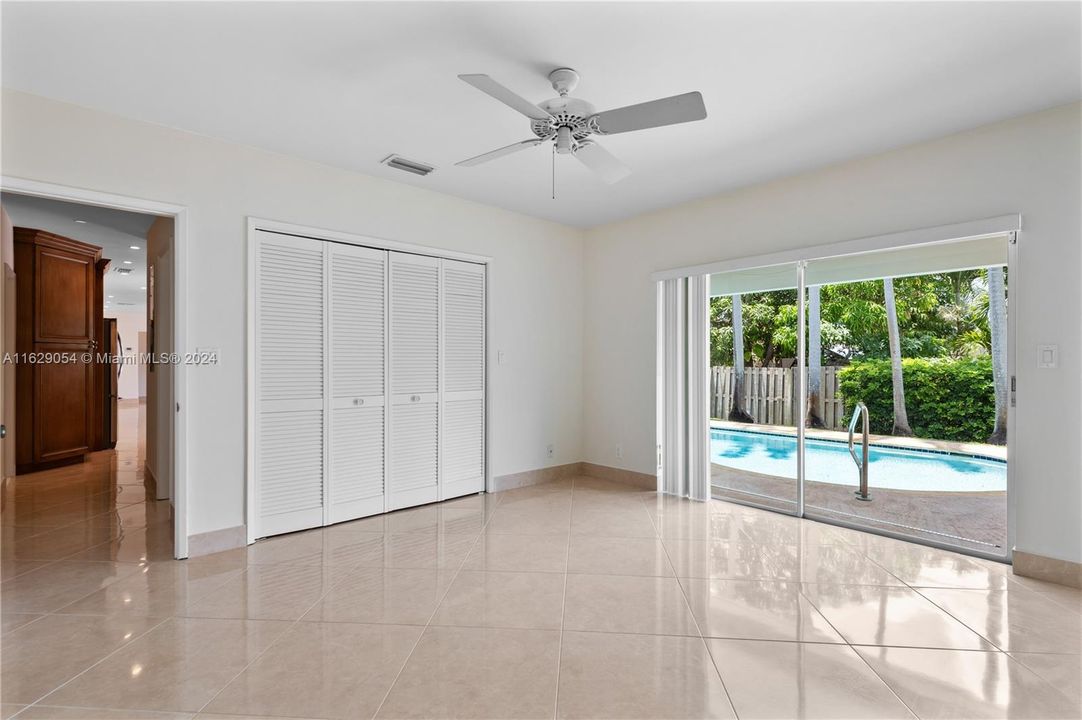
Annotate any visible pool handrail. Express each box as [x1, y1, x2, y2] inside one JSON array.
[[848, 402, 871, 501]]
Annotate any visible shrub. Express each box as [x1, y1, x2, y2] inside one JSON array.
[[837, 358, 995, 442]]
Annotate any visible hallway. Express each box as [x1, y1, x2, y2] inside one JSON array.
[[1, 399, 172, 593]]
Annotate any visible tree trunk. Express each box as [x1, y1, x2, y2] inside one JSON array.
[[728, 294, 754, 423], [987, 266, 1008, 445], [883, 277, 913, 436], [806, 285, 824, 428]]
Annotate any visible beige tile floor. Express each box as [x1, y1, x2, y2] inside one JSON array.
[[2, 403, 1081, 718]]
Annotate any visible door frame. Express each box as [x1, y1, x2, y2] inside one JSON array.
[[1, 175, 191, 559], [245, 217, 492, 544], [657, 214, 1021, 562]]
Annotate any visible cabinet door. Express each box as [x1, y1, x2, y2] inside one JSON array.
[[327, 243, 387, 524], [35, 245, 95, 344], [34, 344, 93, 462], [441, 260, 485, 499], [387, 252, 440, 511], [252, 231, 326, 538]]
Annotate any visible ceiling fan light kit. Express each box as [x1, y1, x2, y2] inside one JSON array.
[[456, 67, 707, 185]]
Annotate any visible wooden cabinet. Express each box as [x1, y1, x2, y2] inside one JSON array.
[[15, 228, 104, 473]]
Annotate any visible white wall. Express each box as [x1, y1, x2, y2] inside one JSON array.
[[584, 103, 1082, 565], [1, 90, 584, 539], [111, 310, 146, 400]]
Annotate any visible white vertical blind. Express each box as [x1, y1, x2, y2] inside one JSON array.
[[658, 275, 710, 501], [253, 231, 326, 536], [388, 253, 441, 510], [441, 259, 486, 499], [327, 243, 387, 523], [686, 275, 710, 501], [659, 278, 686, 496]]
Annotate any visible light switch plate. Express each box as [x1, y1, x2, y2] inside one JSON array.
[[1037, 344, 1058, 369]]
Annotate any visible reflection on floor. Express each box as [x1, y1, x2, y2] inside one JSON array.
[[2, 439, 1081, 717]]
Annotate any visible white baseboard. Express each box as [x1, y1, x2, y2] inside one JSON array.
[[187, 525, 247, 558]]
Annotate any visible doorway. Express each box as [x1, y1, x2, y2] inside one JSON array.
[[0, 179, 188, 559], [706, 230, 1014, 560]]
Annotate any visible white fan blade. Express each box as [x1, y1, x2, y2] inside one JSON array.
[[590, 91, 707, 134], [459, 74, 551, 121], [456, 139, 542, 167], [574, 141, 631, 184]]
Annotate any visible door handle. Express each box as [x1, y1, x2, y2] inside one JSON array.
[[0, 424, 6, 439]]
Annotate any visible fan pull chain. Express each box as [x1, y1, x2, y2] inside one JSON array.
[[551, 143, 556, 200]]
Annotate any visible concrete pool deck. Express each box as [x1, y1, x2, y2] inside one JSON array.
[[710, 421, 1008, 555]]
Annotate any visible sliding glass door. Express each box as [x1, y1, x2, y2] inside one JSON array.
[[709, 263, 801, 514], [708, 233, 1012, 560]]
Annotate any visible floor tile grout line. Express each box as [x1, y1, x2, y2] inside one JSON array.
[[907, 585, 1010, 652], [797, 581, 921, 719], [18, 614, 174, 710], [192, 561, 365, 717], [369, 490, 503, 720], [550, 475, 576, 720], [645, 492, 742, 720]]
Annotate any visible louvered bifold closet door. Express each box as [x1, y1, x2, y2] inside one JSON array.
[[253, 231, 326, 538], [440, 260, 486, 499], [327, 243, 388, 524], [388, 252, 440, 510]]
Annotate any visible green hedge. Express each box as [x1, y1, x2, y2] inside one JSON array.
[[837, 358, 994, 442]]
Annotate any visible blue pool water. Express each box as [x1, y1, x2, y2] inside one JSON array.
[[711, 429, 1006, 492]]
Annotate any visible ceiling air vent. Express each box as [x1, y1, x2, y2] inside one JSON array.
[[381, 154, 435, 177], [113, 267, 133, 275]]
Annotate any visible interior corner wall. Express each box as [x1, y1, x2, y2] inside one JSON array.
[[0, 89, 585, 539], [583, 102, 1082, 565]]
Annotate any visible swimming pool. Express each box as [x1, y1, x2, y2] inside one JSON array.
[[711, 428, 1006, 492]]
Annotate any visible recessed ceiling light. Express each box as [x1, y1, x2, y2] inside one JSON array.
[[129, 245, 140, 250], [108, 295, 114, 299], [123, 260, 133, 264], [140, 286, 147, 290], [74, 219, 87, 224]]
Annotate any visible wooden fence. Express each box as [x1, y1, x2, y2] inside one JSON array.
[[710, 366, 847, 429]]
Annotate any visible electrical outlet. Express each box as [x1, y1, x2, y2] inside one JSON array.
[[546, 444, 554, 459], [616, 444, 623, 459]]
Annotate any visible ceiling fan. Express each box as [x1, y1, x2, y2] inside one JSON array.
[[455, 68, 707, 184]]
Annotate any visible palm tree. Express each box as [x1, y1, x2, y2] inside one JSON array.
[[728, 294, 753, 423], [806, 285, 824, 428], [986, 266, 1008, 445], [883, 277, 913, 436]]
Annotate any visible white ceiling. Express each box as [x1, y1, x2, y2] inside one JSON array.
[[1, 193, 152, 313], [2, 2, 1079, 228]]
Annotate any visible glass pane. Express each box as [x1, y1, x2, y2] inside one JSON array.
[[802, 242, 1009, 557], [709, 262, 801, 513]]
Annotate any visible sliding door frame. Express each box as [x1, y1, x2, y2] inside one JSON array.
[[245, 217, 492, 544], [658, 215, 1020, 562]]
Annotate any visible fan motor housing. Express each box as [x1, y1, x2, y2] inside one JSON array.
[[532, 96, 597, 141]]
